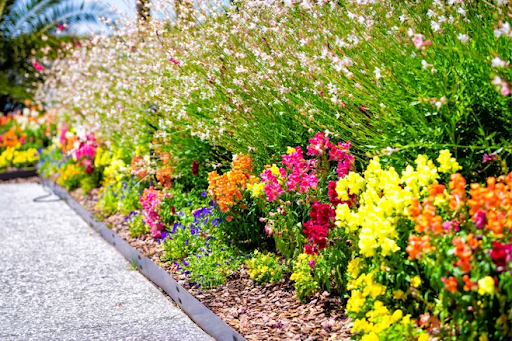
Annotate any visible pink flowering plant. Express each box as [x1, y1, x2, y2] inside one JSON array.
[[253, 132, 355, 261]]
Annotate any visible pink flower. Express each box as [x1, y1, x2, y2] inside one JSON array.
[[307, 132, 332, 156], [473, 211, 486, 229], [412, 34, 432, 49], [169, 57, 182, 66], [33, 62, 44, 71], [140, 187, 166, 238], [483, 153, 498, 163]]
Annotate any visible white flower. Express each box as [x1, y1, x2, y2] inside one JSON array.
[[374, 67, 383, 80], [431, 21, 441, 32], [457, 34, 469, 43], [491, 57, 509, 68]]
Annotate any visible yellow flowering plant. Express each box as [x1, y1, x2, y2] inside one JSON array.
[[335, 150, 512, 340], [246, 251, 286, 284]]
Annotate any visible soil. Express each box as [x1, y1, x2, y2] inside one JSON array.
[[69, 188, 352, 341]]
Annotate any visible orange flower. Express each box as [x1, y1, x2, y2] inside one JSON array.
[[0, 127, 19, 148], [442, 276, 458, 293], [453, 237, 472, 272], [156, 166, 175, 188], [462, 275, 477, 291], [468, 173, 512, 237], [449, 173, 467, 211], [207, 154, 254, 213], [406, 234, 435, 260]]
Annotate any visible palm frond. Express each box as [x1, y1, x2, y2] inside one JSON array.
[[3, 0, 63, 35], [34, 1, 111, 34]]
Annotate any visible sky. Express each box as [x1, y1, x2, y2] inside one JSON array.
[[101, 0, 135, 16]]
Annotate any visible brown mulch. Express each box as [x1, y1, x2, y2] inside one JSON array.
[[70, 189, 352, 341]]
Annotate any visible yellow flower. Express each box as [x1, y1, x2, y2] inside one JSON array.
[[437, 149, 462, 174], [418, 333, 429, 341], [361, 332, 379, 341], [347, 258, 362, 278], [286, 147, 296, 154], [270, 164, 281, 177], [390, 309, 403, 323], [411, 276, 421, 288], [247, 182, 265, 198], [402, 314, 412, 326], [347, 290, 366, 313], [393, 289, 407, 301], [477, 276, 495, 295]]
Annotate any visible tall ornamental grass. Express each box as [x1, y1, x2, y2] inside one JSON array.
[[36, 0, 512, 179]]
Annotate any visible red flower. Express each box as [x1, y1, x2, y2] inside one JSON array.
[[192, 160, 200, 175], [303, 202, 335, 254], [490, 241, 512, 270]]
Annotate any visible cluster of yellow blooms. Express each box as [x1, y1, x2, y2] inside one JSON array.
[[96, 148, 129, 189], [246, 251, 283, 283], [57, 163, 82, 187], [335, 151, 458, 259], [337, 150, 463, 340], [0, 147, 39, 169]]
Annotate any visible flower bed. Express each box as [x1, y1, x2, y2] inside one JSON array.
[[0, 105, 55, 173], [15, 0, 512, 339], [34, 124, 512, 341]]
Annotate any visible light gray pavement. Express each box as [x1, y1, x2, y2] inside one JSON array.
[[0, 183, 213, 341]]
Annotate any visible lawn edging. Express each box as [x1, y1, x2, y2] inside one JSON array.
[[0, 169, 38, 181]]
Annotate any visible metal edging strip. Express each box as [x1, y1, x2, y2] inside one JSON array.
[[0, 169, 38, 181], [41, 177, 247, 341]]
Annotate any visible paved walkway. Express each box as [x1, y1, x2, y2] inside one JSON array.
[[0, 183, 213, 341]]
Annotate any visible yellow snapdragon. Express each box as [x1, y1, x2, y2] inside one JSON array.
[[477, 276, 495, 295], [247, 182, 265, 197], [437, 149, 462, 174]]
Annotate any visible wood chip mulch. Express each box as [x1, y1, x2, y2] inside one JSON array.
[[70, 189, 352, 341]]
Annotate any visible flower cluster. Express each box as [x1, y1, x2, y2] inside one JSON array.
[[246, 251, 284, 283], [140, 187, 167, 238], [207, 154, 256, 212], [302, 202, 335, 255]]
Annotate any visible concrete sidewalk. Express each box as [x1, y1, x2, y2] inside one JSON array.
[[0, 183, 213, 341]]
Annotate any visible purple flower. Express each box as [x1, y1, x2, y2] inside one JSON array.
[[183, 260, 189, 266], [185, 238, 189, 246], [483, 153, 498, 163], [201, 191, 207, 197]]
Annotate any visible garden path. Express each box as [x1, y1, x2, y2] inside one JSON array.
[[0, 182, 213, 341]]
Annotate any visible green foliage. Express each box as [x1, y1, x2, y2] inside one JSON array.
[[0, 0, 112, 103], [97, 186, 118, 215], [127, 213, 149, 238], [181, 242, 245, 289], [290, 253, 319, 302]]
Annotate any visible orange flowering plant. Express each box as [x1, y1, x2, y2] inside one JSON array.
[[207, 154, 265, 247]]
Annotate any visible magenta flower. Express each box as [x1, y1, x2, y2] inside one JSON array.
[[483, 153, 498, 164], [307, 132, 332, 156], [473, 211, 486, 229], [33, 62, 44, 71]]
